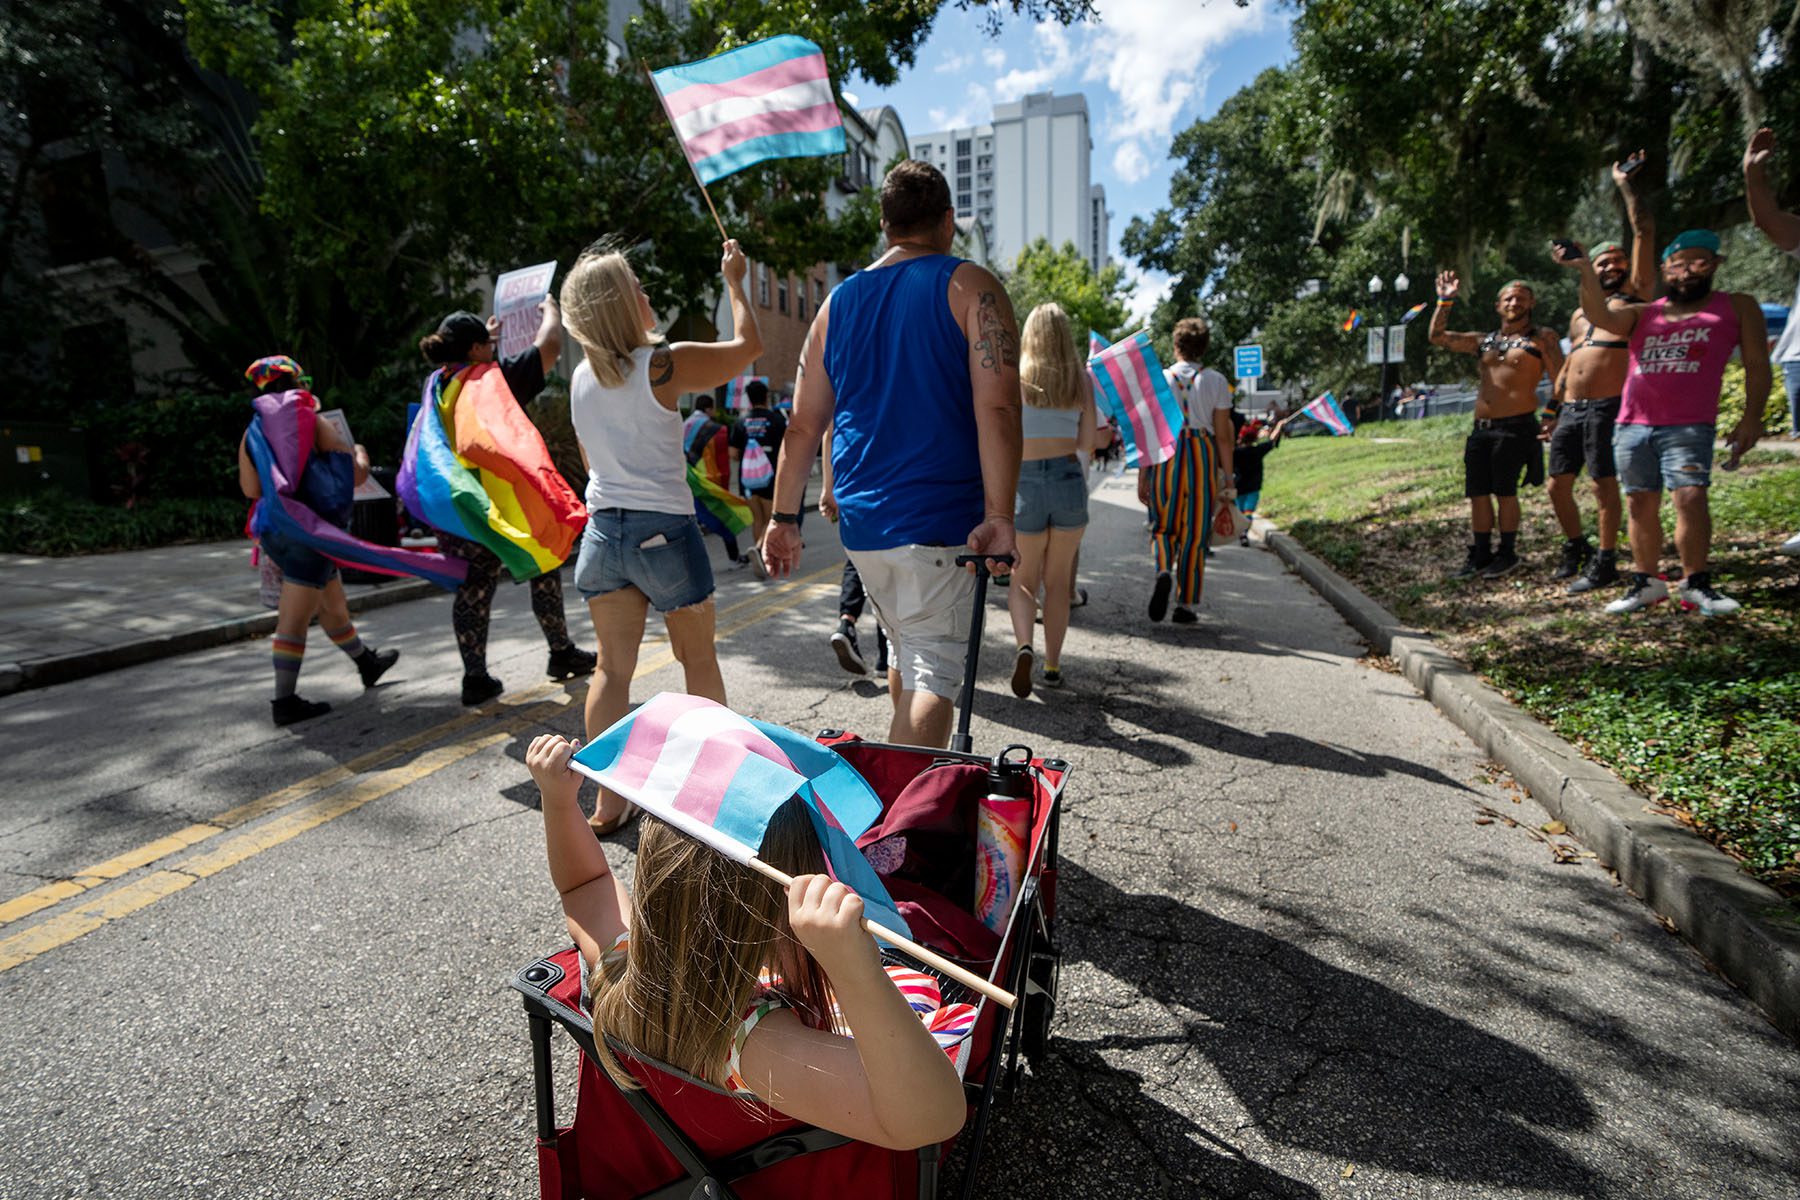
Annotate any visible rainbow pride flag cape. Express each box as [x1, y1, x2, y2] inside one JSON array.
[[246, 391, 465, 590], [688, 463, 752, 537], [398, 364, 585, 582], [651, 36, 846, 186]]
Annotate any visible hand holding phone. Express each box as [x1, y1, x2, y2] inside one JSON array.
[[1551, 238, 1585, 264]]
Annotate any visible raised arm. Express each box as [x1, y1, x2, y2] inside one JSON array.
[[525, 734, 628, 970], [952, 262, 1022, 570], [534, 294, 565, 378], [655, 240, 765, 402], [1744, 128, 1800, 252], [1428, 271, 1483, 353], [1555, 241, 1639, 338], [1616, 153, 1658, 300]]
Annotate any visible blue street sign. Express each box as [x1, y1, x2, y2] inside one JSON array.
[[1234, 344, 1264, 379]]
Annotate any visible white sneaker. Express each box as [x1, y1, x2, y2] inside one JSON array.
[[1677, 573, 1741, 616], [1780, 532, 1800, 557], [1605, 575, 1669, 614]]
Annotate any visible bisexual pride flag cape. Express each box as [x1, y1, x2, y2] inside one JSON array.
[[398, 364, 585, 582], [1088, 331, 1184, 468], [572, 694, 911, 940], [1301, 390, 1356, 436], [246, 391, 465, 589], [652, 36, 846, 186]]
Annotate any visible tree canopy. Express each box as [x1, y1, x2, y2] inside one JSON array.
[[1005, 237, 1132, 344]]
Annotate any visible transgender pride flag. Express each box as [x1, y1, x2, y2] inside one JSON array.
[[1301, 390, 1356, 436], [651, 36, 846, 187], [1088, 331, 1185, 468], [571, 693, 909, 937], [725, 374, 768, 411]]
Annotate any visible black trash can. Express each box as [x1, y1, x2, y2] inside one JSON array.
[[341, 466, 402, 584]]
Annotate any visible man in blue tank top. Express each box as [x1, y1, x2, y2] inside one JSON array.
[[763, 160, 1023, 748]]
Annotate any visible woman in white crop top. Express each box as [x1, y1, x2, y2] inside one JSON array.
[[560, 238, 763, 834]]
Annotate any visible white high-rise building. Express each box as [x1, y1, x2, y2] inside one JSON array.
[[912, 92, 1108, 275]]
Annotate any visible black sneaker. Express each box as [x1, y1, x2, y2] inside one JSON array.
[[830, 623, 867, 675], [546, 645, 597, 681], [1452, 545, 1492, 579], [1552, 538, 1593, 580], [356, 647, 400, 688], [1010, 645, 1035, 698], [1148, 571, 1173, 622], [1171, 606, 1198, 624], [1478, 549, 1521, 579], [461, 672, 505, 706], [271, 695, 331, 726], [1204, 547, 1217, 560], [1566, 552, 1620, 595]]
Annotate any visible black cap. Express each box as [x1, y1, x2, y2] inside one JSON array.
[[437, 310, 490, 343]]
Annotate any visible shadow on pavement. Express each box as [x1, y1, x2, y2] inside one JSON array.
[[1055, 859, 1600, 1195]]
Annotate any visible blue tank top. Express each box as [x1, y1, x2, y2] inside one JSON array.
[[823, 255, 981, 552]]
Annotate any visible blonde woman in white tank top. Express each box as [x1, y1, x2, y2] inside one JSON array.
[[560, 239, 764, 834]]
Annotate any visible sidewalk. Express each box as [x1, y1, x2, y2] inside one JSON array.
[[0, 540, 437, 694]]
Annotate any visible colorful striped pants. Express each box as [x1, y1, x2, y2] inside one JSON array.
[[1146, 429, 1217, 607]]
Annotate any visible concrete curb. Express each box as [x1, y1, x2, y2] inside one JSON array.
[[0, 578, 439, 697], [1260, 522, 1800, 1041]]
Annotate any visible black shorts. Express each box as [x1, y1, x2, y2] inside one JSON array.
[[745, 484, 776, 502], [1464, 417, 1541, 498], [1547, 397, 1620, 480]]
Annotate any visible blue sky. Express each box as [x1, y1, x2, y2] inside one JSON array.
[[849, 0, 1295, 318]]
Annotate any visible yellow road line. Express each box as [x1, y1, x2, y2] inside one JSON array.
[[0, 567, 842, 967]]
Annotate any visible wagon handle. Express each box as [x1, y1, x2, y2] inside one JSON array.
[[949, 553, 1015, 755]]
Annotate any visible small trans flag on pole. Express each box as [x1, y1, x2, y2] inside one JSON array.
[[1301, 390, 1356, 437], [650, 36, 846, 187], [1088, 331, 1184, 468], [724, 374, 768, 411]]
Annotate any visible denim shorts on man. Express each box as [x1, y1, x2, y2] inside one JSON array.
[[574, 508, 714, 611], [1013, 454, 1089, 533], [1613, 422, 1715, 494], [257, 526, 339, 589]]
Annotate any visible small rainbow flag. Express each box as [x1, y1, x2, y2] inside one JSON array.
[[1301, 390, 1356, 437], [688, 462, 752, 536], [1342, 310, 1362, 332], [398, 364, 586, 582], [651, 36, 846, 186], [1401, 301, 1429, 324]]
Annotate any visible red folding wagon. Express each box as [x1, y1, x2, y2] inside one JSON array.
[[510, 559, 1069, 1198]]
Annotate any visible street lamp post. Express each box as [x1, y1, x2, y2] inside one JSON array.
[[1367, 271, 1410, 420]]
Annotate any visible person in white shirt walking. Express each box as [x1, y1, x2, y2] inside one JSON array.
[[1141, 316, 1236, 623]]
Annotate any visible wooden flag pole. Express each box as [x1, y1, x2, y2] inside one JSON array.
[[748, 856, 1018, 1010], [642, 59, 730, 242]]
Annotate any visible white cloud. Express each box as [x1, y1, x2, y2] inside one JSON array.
[[993, 24, 1077, 102], [1112, 140, 1151, 184], [982, 47, 1008, 70], [935, 50, 972, 74], [1126, 268, 1173, 324], [1084, 0, 1277, 142], [840, 89, 861, 107], [926, 81, 994, 132]]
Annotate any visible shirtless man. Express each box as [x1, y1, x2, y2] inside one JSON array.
[[1429, 274, 1565, 578], [1547, 153, 1656, 594], [1554, 231, 1769, 616]]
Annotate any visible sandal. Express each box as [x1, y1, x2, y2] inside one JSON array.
[[588, 804, 641, 837]]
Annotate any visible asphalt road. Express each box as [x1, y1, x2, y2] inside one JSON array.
[[2, 471, 1796, 1199]]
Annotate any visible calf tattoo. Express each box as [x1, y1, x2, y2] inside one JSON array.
[[974, 292, 1018, 372]]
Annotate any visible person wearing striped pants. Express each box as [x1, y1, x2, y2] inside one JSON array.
[[1140, 317, 1236, 623]]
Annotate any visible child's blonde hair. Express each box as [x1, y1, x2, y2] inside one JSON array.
[[559, 246, 664, 389], [1019, 303, 1083, 410], [589, 796, 839, 1091]]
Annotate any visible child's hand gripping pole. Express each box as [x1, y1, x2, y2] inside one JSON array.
[[746, 856, 1018, 1010]]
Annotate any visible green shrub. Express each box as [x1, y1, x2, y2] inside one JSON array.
[[1717, 359, 1790, 439], [0, 492, 245, 555]]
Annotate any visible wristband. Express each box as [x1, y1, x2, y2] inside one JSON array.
[[771, 511, 801, 525], [1436, 297, 1455, 306]]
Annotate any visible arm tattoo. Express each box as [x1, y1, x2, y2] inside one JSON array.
[[973, 292, 1018, 373], [648, 345, 674, 387]]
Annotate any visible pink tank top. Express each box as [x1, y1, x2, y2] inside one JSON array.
[[1620, 293, 1741, 426]]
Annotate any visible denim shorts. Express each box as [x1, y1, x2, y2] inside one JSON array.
[[573, 508, 714, 611], [257, 526, 338, 590], [1614, 422, 1714, 494], [1014, 455, 1088, 533]]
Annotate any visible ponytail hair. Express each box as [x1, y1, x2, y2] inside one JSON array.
[[419, 311, 490, 365]]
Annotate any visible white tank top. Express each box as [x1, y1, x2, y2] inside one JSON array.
[[569, 347, 692, 516]]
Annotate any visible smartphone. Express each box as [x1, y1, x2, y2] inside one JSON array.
[[1551, 238, 1585, 261], [638, 533, 670, 548], [1620, 152, 1646, 176]]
